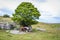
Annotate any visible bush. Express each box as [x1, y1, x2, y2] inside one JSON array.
[[3, 14, 10, 18], [0, 27, 2, 30]]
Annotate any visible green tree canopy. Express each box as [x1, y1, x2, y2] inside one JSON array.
[[12, 2, 41, 26]]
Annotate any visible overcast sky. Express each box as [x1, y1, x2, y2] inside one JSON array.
[[0, 0, 60, 23]]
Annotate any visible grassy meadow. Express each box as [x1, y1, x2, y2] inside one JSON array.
[[0, 22, 60, 40]]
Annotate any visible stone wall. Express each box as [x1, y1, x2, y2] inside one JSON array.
[[0, 22, 16, 30]]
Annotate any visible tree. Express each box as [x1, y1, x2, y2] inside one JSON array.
[[3, 14, 10, 18], [12, 2, 41, 31]]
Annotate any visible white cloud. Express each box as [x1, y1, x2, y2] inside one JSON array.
[[39, 0, 60, 17], [0, 0, 20, 12]]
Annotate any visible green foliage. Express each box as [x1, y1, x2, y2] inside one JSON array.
[[3, 14, 10, 18], [12, 2, 40, 26]]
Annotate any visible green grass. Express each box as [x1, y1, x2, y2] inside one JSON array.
[[0, 23, 60, 40]]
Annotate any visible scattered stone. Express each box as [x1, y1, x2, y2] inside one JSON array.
[[9, 30, 26, 34], [36, 28, 46, 32]]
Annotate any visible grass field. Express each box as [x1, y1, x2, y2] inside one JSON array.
[[0, 22, 60, 40]]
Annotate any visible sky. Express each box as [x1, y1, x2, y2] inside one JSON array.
[[0, 0, 60, 23]]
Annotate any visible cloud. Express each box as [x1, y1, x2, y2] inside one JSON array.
[[0, 0, 20, 11]]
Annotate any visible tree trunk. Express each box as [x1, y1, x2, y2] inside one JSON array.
[[19, 25, 23, 32]]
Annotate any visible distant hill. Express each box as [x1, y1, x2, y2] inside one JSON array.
[[32, 22, 60, 29]]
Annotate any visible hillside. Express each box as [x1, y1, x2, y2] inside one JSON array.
[[0, 22, 60, 40], [0, 17, 13, 23], [32, 22, 60, 32]]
